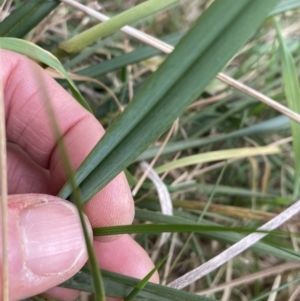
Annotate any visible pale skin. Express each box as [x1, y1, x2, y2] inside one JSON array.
[[1, 50, 158, 300]]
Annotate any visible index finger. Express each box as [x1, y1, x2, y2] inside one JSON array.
[[1, 50, 134, 230]]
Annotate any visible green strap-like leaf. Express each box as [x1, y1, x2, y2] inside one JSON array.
[[59, 0, 278, 203], [93, 223, 282, 237], [0, 0, 60, 38], [61, 269, 216, 301]]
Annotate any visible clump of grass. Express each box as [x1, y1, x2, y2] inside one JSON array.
[[1, 1, 300, 300]]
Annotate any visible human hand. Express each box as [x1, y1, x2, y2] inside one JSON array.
[[1, 50, 158, 300]]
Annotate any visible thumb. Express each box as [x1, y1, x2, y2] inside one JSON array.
[[2, 194, 91, 300]]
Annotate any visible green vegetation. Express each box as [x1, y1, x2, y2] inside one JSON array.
[[2, 0, 300, 300]]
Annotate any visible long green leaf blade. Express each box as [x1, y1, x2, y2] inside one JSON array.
[[0, 0, 59, 38], [93, 224, 283, 237], [59, 0, 278, 203]]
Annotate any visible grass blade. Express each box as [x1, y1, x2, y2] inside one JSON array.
[[137, 115, 289, 161], [275, 20, 300, 198], [59, 0, 278, 203], [58, 0, 178, 55], [135, 209, 300, 262], [0, 0, 59, 38], [0, 56, 9, 301], [0, 10, 104, 301], [0, 38, 92, 112], [93, 224, 282, 237], [39, 71, 105, 300], [124, 257, 166, 301], [250, 276, 300, 301], [154, 146, 280, 174]]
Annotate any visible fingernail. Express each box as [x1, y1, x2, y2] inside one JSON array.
[[20, 201, 87, 276]]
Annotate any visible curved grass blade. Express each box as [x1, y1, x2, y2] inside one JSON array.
[[154, 146, 280, 174], [59, 0, 178, 55], [61, 269, 217, 301], [0, 38, 92, 113], [124, 257, 166, 301], [58, 0, 278, 204], [11, 43, 104, 300], [275, 20, 300, 198], [40, 75, 105, 301], [0, 0, 60, 38], [0, 55, 9, 301]]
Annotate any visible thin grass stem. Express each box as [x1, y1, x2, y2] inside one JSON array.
[[0, 59, 9, 301]]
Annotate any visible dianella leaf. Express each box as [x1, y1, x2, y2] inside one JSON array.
[[0, 38, 92, 113], [58, 0, 178, 55], [275, 20, 300, 198], [0, 0, 60, 38], [59, 0, 278, 203]]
